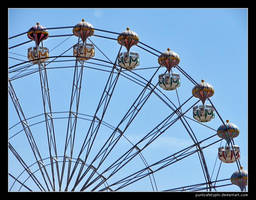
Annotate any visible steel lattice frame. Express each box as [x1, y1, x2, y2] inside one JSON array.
[[8, 24, 243, 192]]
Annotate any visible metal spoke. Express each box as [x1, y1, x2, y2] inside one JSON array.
[[36, 44, 61, 191], [8, 80, 54, 191], [60, 37, 87, 191], [8, 143, 45, 191], [163, 178, 230, 192], [66, 45, 123, 191]]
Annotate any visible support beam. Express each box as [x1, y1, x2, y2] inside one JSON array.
[[8, 80, 53, 191]]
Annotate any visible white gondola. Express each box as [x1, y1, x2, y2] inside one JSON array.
[[73, 43, 95, 64], [193, 104, 215, 122], [118, 52, 139, 70], [158, 73, 180, 91]]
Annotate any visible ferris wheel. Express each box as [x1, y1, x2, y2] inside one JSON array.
[[8, 19, 248, 192]]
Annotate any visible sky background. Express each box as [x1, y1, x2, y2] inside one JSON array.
[[8, 8, 248, 192]]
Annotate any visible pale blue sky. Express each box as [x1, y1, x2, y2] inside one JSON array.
[[8, 8, 248, 192]]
